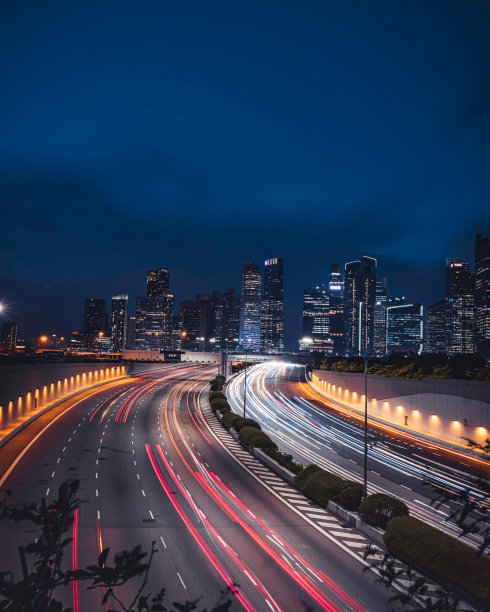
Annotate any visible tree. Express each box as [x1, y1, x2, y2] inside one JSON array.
[[0, 481, 233, 611]]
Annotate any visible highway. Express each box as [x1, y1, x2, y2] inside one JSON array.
[[0, 362, 399, 611], [226, 362, 490, 550]]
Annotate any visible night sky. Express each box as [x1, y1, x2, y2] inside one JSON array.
[[1, 1, 490, 347]]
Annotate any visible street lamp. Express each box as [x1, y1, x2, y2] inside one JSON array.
[[243, 348, 250, 420], [98, 332, 104, 354], [361, 349, 377, 501]]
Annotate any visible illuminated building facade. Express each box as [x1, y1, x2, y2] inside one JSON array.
[[475, 233, 490, 360], [1, 322, 17, 353], [146, 268, 169, 297], [427, 299, 449, 353], [446, 258, 474, 354], [343, 256, 376, 356], [135, 268, 174, 350], [374, 277, 387, 355], [239, 261, 262, 351], [83, 298, 107, 348], [135, 294, 174, 350], [302, 285, 330, 351], [329, 264, 344, 355], [261, 257, 284, 352], [386, 303, 423, 354], [110, 293, 128, 352]]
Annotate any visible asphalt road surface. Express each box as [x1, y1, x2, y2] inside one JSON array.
[[0, 362, 402, 611]]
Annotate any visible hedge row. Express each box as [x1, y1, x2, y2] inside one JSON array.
[[358, 493, 409, 529], [238, 426, 277, 450], [385, 516, 490, 605], [294, 464, 364, 511], [221, 412, 262, 432], [210, 397, 231, 413], [209, 376, 226, 392], [262, 448, 303, 475]]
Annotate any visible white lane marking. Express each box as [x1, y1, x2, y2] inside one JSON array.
[[177, 573, 186, 589], [141, 489, 146, 497], [45, 488, 50, 496], [149, 510, 154, 519]]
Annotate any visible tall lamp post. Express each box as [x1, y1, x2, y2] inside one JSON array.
[[243, 348, 249, 420], [98, 332, 104, 354], [361, 349, 377, 501]]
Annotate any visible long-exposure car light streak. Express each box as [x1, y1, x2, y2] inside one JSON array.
[[146, 445, 257, 612], [226, 363, 490, 542], [159, 376, 366, 612]]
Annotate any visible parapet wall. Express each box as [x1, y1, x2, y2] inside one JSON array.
[[311, 370, 490, 446], [0, 363, 126, 430]]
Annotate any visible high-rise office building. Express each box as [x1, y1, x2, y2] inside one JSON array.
[[110, 294, 128, 352], [180, 294, 214, 351], [475, 233, 490, 360], [445, 258, 474, 354], [427, 299, 449, 353], [135, 294, 174, 350], [386, 303, 423, 354], [83, 299, 106, 348], [301, 285, 330, 351], [239, 261, 262, 351], [211, 290, 224, 350], [1, 322, 17, 352], [135, 268, 175, 351], [146, 268, 169, 297], [343, 256, 376, 356], [261, 257, 284, 352], [374, 277, 387, 355], [329, 265, 344, 355], [222, 288, 241, 351]]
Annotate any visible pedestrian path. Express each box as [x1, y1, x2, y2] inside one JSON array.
[[201, 402, 473, 610]]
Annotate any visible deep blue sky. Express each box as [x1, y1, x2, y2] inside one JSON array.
[[1, 1, 490, 346]]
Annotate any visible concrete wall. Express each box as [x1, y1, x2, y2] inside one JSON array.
[[311, 370, 490, 446], [0, 363, 126, 429], [122, 349, 220, 363]]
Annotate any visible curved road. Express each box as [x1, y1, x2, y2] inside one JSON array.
[[0, 362, 401, 611]]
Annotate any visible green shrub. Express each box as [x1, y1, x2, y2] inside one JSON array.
[[209, 391, 226, 402], [263, 448, 303, 475], [358, 493, 409, 529], [294, 464, 322, 487], [336, 484, 363, 511], [233, 417, 261, 432], [221, 411, 241, 430], [210, 398, 231, 413], [238, 426, 277, 450], [297, 468, 343, 506], [384, 516, 490, 604]]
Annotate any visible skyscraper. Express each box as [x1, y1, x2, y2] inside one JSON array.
[[427, 299, 449, 353], [475, 233, 490, 360], [328, 265, 344, 355], [179, 294, 215, 351], [445, 258, 474, 354], [110, 294, 128, 352], [1, 322, 17, 353], [135, 268, 174, 350], [135, 294, 174, 350], [386, 303, 424, 354], [374, 277, 387, 355], [301, 285, 330, 351], [261, 257, 284, 352], [83, 299, 106, 349], [239, 261, 262, 351], [343, 256, 376, 356], [222, 288, 241, 351], [146, 268, 169, 297]]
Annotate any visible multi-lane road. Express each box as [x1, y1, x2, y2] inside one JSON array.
[[227, 361, 490, 550], [0, 362, 403, 611]]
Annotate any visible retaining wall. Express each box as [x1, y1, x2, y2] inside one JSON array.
[[311, 370, 490, 446], [0, 363, 126, 430]]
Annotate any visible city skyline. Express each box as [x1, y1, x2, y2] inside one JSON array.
[[1, 2, 490, 346]]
